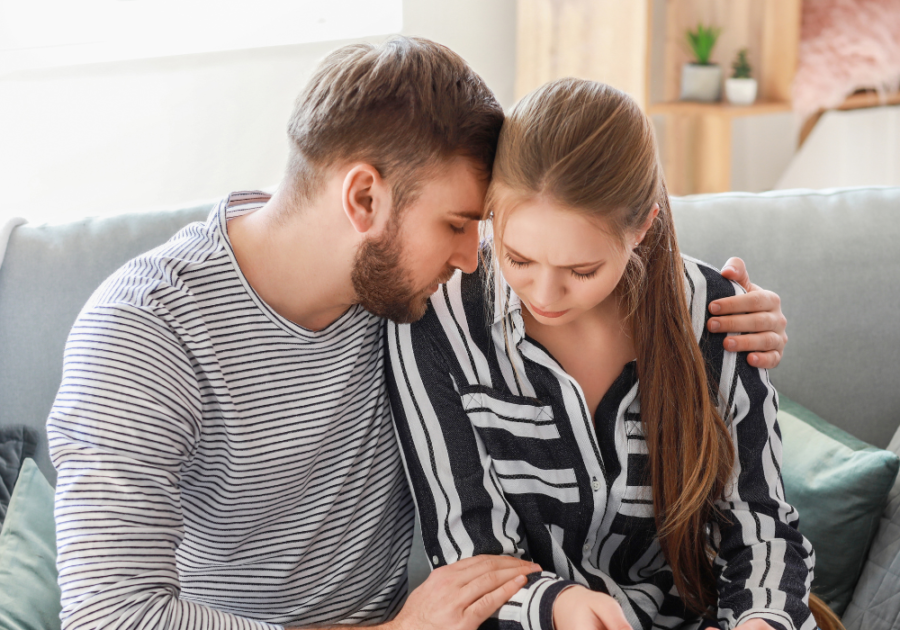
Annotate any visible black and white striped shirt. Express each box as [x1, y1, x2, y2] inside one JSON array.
[[48, 191, 415, 630], [386, 253, 815, 630]]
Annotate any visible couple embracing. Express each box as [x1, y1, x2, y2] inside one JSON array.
[[48, 36, 815, 630]]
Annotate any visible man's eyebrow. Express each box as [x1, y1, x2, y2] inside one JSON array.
[[505, 245, 603, 269], [450, 209, 485, 221]]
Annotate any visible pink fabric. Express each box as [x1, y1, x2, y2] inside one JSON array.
[[793, 0, 900, 117]]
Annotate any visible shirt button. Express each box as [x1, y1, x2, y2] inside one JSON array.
[[432, 555, 440, 565], [583, 543, 591, 553], [591, 480, 601, 491]]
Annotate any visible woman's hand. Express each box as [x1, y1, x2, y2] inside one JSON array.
[[553, 585, 633, 630], [708, 257, 788, 369], [734, 618, 778, 630]]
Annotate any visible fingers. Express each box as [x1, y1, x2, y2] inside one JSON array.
[[708, 310, 785, 336], [464, 573, 529, 624], [720, 257, 751, 292], [721, 330, 785, 354], [450, 555, 540, 585], [458, 565, 539, 608], [748, 350, 783, 369], [709, 288, 780, 318]]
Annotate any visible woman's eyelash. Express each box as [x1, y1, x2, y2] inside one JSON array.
[[505, 253, 598, 280], [504, 254, 529, 268]]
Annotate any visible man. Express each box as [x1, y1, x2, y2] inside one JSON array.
[[48, 37, 787, 630]]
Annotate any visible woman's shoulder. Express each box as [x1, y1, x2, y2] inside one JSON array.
[[681, 254, 744, 305], [680, 255, 744, 343]]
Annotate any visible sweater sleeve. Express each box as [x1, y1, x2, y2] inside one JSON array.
[[48, 303, 280, 630], [385, 319, 577, 630]]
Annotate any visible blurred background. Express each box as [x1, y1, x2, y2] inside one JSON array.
[[1, 0, 898, 223]]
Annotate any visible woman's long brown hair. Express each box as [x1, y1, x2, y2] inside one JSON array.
[[485, 78, 737, 615], [487, 77, 843, 630]]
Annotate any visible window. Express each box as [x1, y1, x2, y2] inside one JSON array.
[[0, 0, 403, 75]]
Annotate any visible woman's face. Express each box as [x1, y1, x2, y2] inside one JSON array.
[[497, 198, 647, 327]]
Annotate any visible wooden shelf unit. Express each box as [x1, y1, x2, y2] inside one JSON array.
[[515, 0, 802, 195], [647, 101, 792, 117]]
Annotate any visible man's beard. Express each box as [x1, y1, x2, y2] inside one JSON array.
[[351, 217, 455, 324]]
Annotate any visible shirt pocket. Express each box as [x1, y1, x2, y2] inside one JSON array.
[[460, 387, 580, 504], [460, 387, 559, 440]]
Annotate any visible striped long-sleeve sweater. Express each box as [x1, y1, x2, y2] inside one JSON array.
[[47, 191, 415, 630], [386, 253, 815, 630]]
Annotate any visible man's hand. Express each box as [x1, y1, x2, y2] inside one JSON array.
[[388, 555, 541, 630], [553, 585, 632, 630], [708, 257, 788, 369]]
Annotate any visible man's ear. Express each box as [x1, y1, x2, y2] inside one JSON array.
[[342, 163, 391, 235]]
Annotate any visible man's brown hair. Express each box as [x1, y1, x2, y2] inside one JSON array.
[[286, 36, 504, 211]]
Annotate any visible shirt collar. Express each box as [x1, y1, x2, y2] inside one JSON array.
[[490, 264, 526, 347]]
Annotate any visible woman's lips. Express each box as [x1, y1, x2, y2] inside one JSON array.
[[528, 302, 570, 319]]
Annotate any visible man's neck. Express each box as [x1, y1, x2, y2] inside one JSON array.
[[227, 186, 358, 332]]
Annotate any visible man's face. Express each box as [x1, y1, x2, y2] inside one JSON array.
[[351, 157, 487, 323]]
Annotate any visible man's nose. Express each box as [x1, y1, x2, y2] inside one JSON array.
[[449, 224, 480, 274]]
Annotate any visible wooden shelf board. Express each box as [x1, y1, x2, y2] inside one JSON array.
[[648, 100, 792, 118], [836, 90, 900, 111]]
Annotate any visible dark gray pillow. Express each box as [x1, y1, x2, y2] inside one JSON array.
[[0, 425, 38, 527]]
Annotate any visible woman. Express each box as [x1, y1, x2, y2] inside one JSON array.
[[386, 79, 832, 630]]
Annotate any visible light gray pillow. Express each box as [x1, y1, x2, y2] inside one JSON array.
[[843, 423, 900, 630]]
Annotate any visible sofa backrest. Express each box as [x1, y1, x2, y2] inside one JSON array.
[[1, 186, 899, 486], [671, 187, 900, 449]]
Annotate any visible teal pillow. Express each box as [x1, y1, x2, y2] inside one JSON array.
[[779, 395, 900, 616], [0, 458, 61, 630]]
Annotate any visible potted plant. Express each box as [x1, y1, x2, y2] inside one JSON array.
[[725, 48, 758, 105], [680, 23, 722, 102]]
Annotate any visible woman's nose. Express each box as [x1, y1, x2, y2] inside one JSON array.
[[531, 270, 564, 308]]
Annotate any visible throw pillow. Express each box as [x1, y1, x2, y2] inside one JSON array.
[[841, 424, 900, 630], [779, 394, 900, 616], [0, 458, 61, 630], [0, 425, 38, 526]]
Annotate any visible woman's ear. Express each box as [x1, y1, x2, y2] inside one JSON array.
[[635, 203, 660, 246], [342, 163, 391, 235]]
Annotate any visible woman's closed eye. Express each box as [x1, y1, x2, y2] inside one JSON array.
[[504, 253, 530, 269], [505, 253, 601, 280], [571, 268, 598, 280]]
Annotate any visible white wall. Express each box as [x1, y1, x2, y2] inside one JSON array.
[[776, 105, 900, 190], [0, 0, 516, 223], [731, 113, 801, 192]]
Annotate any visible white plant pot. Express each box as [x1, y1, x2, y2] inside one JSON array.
[[725, 78, 758, 105], [680, 63, 722, 102]]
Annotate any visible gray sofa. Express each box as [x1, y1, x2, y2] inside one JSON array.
[[1, 186, 898, 626]]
